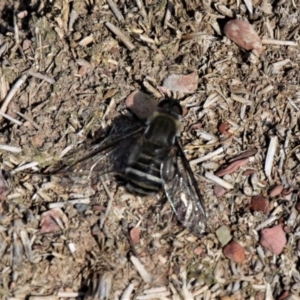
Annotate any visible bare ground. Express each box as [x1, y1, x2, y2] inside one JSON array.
[[0, 0, 300, 299]]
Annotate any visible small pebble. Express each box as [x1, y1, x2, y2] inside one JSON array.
[[193, 246, 205, 256], [22, 39, 32, 51], [243, 185, 253, 196], [130, 227, 140, 244], [216, 225, 232, 246], [269, 184, 283, 197], [250, 195, 269, 214], [125, 90, 157, 120], [214, 185, 226, 197], [17, 10, 28, 18], [223, 241, 245, 263], [224, 19, 263, 56], [163, 72, 198, 94], [40, 208, 68, 234], [260, 225, 287, 255], [218, 121, 231, 136]]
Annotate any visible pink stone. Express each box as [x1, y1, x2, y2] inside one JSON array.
[[223, 241, 245, 263], [125, 90, 157, 120], [224, 19, 263, 55], [163, 72, 198, 94], [260, 225, 287, 255]]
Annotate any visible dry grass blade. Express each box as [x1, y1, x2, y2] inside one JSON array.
[[2, 0, 300, 298], [120, 283, 135, 300], [190, 147, 224, 165], [28, 70, 55, 84], [107, 0, 124, 22], [0, 74, 28, 114], [264, 136, 278, 181], [105, 22, 135, 50], [130, 255, 153, 283], [0, 111, 22, 125], [261, 38, 298, 46], [0, 144, 22, 153], [205, 172, 234, 189]]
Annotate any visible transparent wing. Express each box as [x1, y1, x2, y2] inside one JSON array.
[[52, 128, 143, 186], [162, 138, 206, 237]]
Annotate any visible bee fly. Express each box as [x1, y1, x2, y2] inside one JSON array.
[[58, 99, 206, 237]]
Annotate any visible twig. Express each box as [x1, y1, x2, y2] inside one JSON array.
[[0, 111, 22, 125], [0, 74, 28, 114], [0, 144, 22, 153], [48, 198, 90, 209], [130, 254, 153, 283], [0, 43, 8, 57], [262, 38, 298, 46], [105, 22, 135, 50], [12, 162, 39, 173], [231, 94, 253, 106], [107, 0, 124, 22], [204, 172, 234, 190], [243, 0, 253, 14], [68, 9, 78, 31], [190, 147, 224, 165], [14, 111, 41, 130], [13, 14, 19, 44], [135, 0, 148, 22], [164, 1, 173, 28], [264, 136, 278, 181], [99, 177, 115, 229], [121, 283, 135, 300], [28, 70, 55, 84]]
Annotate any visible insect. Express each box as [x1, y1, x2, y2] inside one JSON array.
[[56, 99, 206, 237]]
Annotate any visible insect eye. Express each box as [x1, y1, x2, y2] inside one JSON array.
[[157, 99, 183, 116]]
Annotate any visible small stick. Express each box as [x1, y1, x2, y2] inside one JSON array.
[[190, 147, 224, 165], [13, 14, 20, 44], [135, 0, 148, 21], [0, 74, 28, 114], [12, 162, 39, 173], [130, 254, 153, 283], [28, 70, 55, 84], [48, 198, 90, 209], [57, 291, 82, 298], [14, 111, 41, 130], [264, 135, 278, 180], [0, 43, 8, 57], [121, 283, 135, 300], [0, 144, 22, 153], [68, 9, 78, 31], [107, 0, 124, 22], [205, 172, 234, 190], [231, 94, 253, 106], [99, 177, 115, 229], [163, 1, 173, 28], [262, 38, 298, 46], [243, 0, 253, 14], [0, 111, 22, 125], [105, 22, 135, 50]]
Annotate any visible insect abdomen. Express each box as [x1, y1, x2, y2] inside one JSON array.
[[125, 148, 165, 195]]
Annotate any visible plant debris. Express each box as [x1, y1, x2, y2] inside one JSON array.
[[0, 0, 299, 298]]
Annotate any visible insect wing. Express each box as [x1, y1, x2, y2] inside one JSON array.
[[54, 128, 143, 185], [162, 138, 206, 237]]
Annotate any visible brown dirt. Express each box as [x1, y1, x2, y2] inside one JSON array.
[[0, 0, 300, 299]]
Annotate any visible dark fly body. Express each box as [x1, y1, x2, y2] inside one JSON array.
[[57, 99, 206, 237]]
